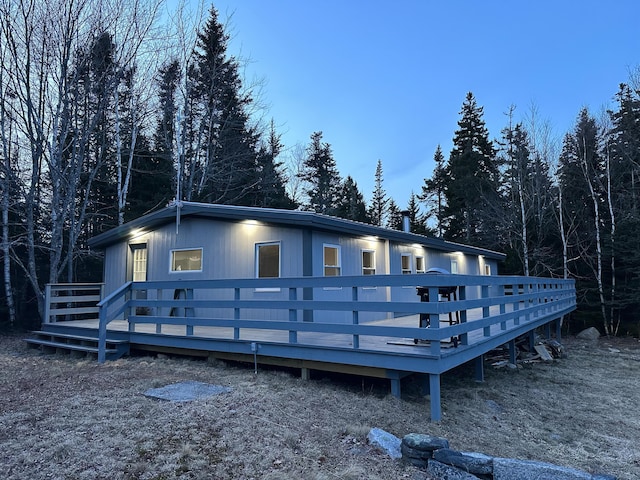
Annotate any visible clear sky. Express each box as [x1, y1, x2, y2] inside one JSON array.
[[207, 0, 639, 208]]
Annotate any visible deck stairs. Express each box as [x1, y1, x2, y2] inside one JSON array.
[[24, 330, 130, 361]]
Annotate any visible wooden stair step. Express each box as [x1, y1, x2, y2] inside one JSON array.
[[28, 331, 127, 345], [24, 338, 118, 354]]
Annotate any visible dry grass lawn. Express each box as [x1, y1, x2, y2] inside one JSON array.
[[1, 334, 638, 480]]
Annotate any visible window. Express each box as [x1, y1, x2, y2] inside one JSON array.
[[415, 256, 425, 274], [362, 250, 375, 275], [256, 243, 280, 278], [170, 248, 202, 272], [324, 245, 341, 276], [401, 253, 412, 274], [485, 264, 491, 275], [450, 260, 458, 274]]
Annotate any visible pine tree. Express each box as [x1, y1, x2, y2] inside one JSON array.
[[443, 92, 499, 247], [420, 145, 447, 237], [368, 159, 388, 226], [300, 131, 341, 215], [335, 176, 369, 222]]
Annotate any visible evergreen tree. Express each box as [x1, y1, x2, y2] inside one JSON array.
[[252, 120, 296, 209], [335, 176, 369, 222], [300, 131, 341, 215], [420, 145, 447, 237], [185, 6, 259, 205], [386, 199, 403, 230], [368, 159, 388, 226], [406, 192, 428, 234], [443, 92, 500, 247]]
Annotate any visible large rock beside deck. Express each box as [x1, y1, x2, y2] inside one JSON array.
[[576, 327, 601, 341], [366, 428, 402, 459]]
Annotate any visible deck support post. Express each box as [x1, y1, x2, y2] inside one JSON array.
[[508, 340, 517, 365], [555, 317, 562, 341], [475, 355, 484, 383], [544, 322, 551, 339], [301, 367, 310, 381], [390, 377, 401, 398], [429, 374, 441, 421], [528, 330, 536, 350]]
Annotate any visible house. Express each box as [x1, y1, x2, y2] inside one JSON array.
[[88, 201, 506, 322], [33, 201, 575, 422]]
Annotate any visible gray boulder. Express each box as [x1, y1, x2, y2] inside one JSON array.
[[576, 327, 600, 341], [432, 449, 493, 475], [367, 427, 402, 459], [493, 458, 593, 480], [403, 433, 449, 452]]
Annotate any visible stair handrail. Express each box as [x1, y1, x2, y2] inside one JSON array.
[[98, 282, 132, 363]]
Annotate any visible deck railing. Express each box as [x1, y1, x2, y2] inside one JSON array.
[[96, 274, 576, 364], [44, 283, 104, 323]]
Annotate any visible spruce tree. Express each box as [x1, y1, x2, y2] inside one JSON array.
[[300, 131, 341, 215], [386, 199, 403, 230], [335, 176, 369, 222], [406, 192, 429, 235], [443, 92, 499, 247], [420, 145, 447, 237], [368, 159, 388, 226]]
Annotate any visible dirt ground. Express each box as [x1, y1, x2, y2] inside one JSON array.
[[1, 334, 638, 480]]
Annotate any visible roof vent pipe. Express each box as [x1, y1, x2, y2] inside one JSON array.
[[401, 210, 410, 233]]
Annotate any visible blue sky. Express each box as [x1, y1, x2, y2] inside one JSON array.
[[208, 0, 639, 208]]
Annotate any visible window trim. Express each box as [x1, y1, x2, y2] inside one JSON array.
[[255, 241, 281, 292], [169, 247, 203, 273], [484, 264, 491, 276], [362, 249, 376, 276], [323, 244, 342, 277], [415, 255, 425, 274]]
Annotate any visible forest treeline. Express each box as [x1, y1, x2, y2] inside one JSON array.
[[1, 1, 639, 335]]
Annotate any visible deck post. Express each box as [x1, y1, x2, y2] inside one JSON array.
[[508, 340, 517, 365], [458, 286, 468, 345], [544, 321, 551, 339], [185, 288, 194, 336], [98, 304, 107, 364], [475, 355, 484, 383], [390, 375, 401, 398], [352, 287, 359, 349], [499, 284, 507, 330], [44, 284, 52, 323], [428, 286, 440, 356], [556, 317, 562, 341], [289, 287, 298, 344], [156, 289, 162, 334], [482, 285, 491, 337], [528, 330, 536, 350], [234, 288, 240, 340], [429, 374, 442, 421]]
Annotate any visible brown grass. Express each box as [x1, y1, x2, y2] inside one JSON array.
[[1, 334, 638, 480]]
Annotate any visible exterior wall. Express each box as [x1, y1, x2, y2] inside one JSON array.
[[100, 216, 501, 324]]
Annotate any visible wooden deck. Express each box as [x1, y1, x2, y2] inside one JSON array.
[[41, 273, 576, 421]]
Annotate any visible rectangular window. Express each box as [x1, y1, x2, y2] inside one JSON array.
[[324, 245, 341, 276], [170, 248, 202, 272], [415, 256, 425, 274], [450, 259, 458, 274], [362, 250, 375, 275], [256, 242, 280, 278], [485, 264, 491, 275], [401, 253, 412, 274]]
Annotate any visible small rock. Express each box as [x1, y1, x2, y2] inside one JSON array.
[[367, 427, 402, 459], [403, 433, 449, 452], [426, 460, 481, 479], [486, 399, 503, 414], [576, 327, 600, 341]]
